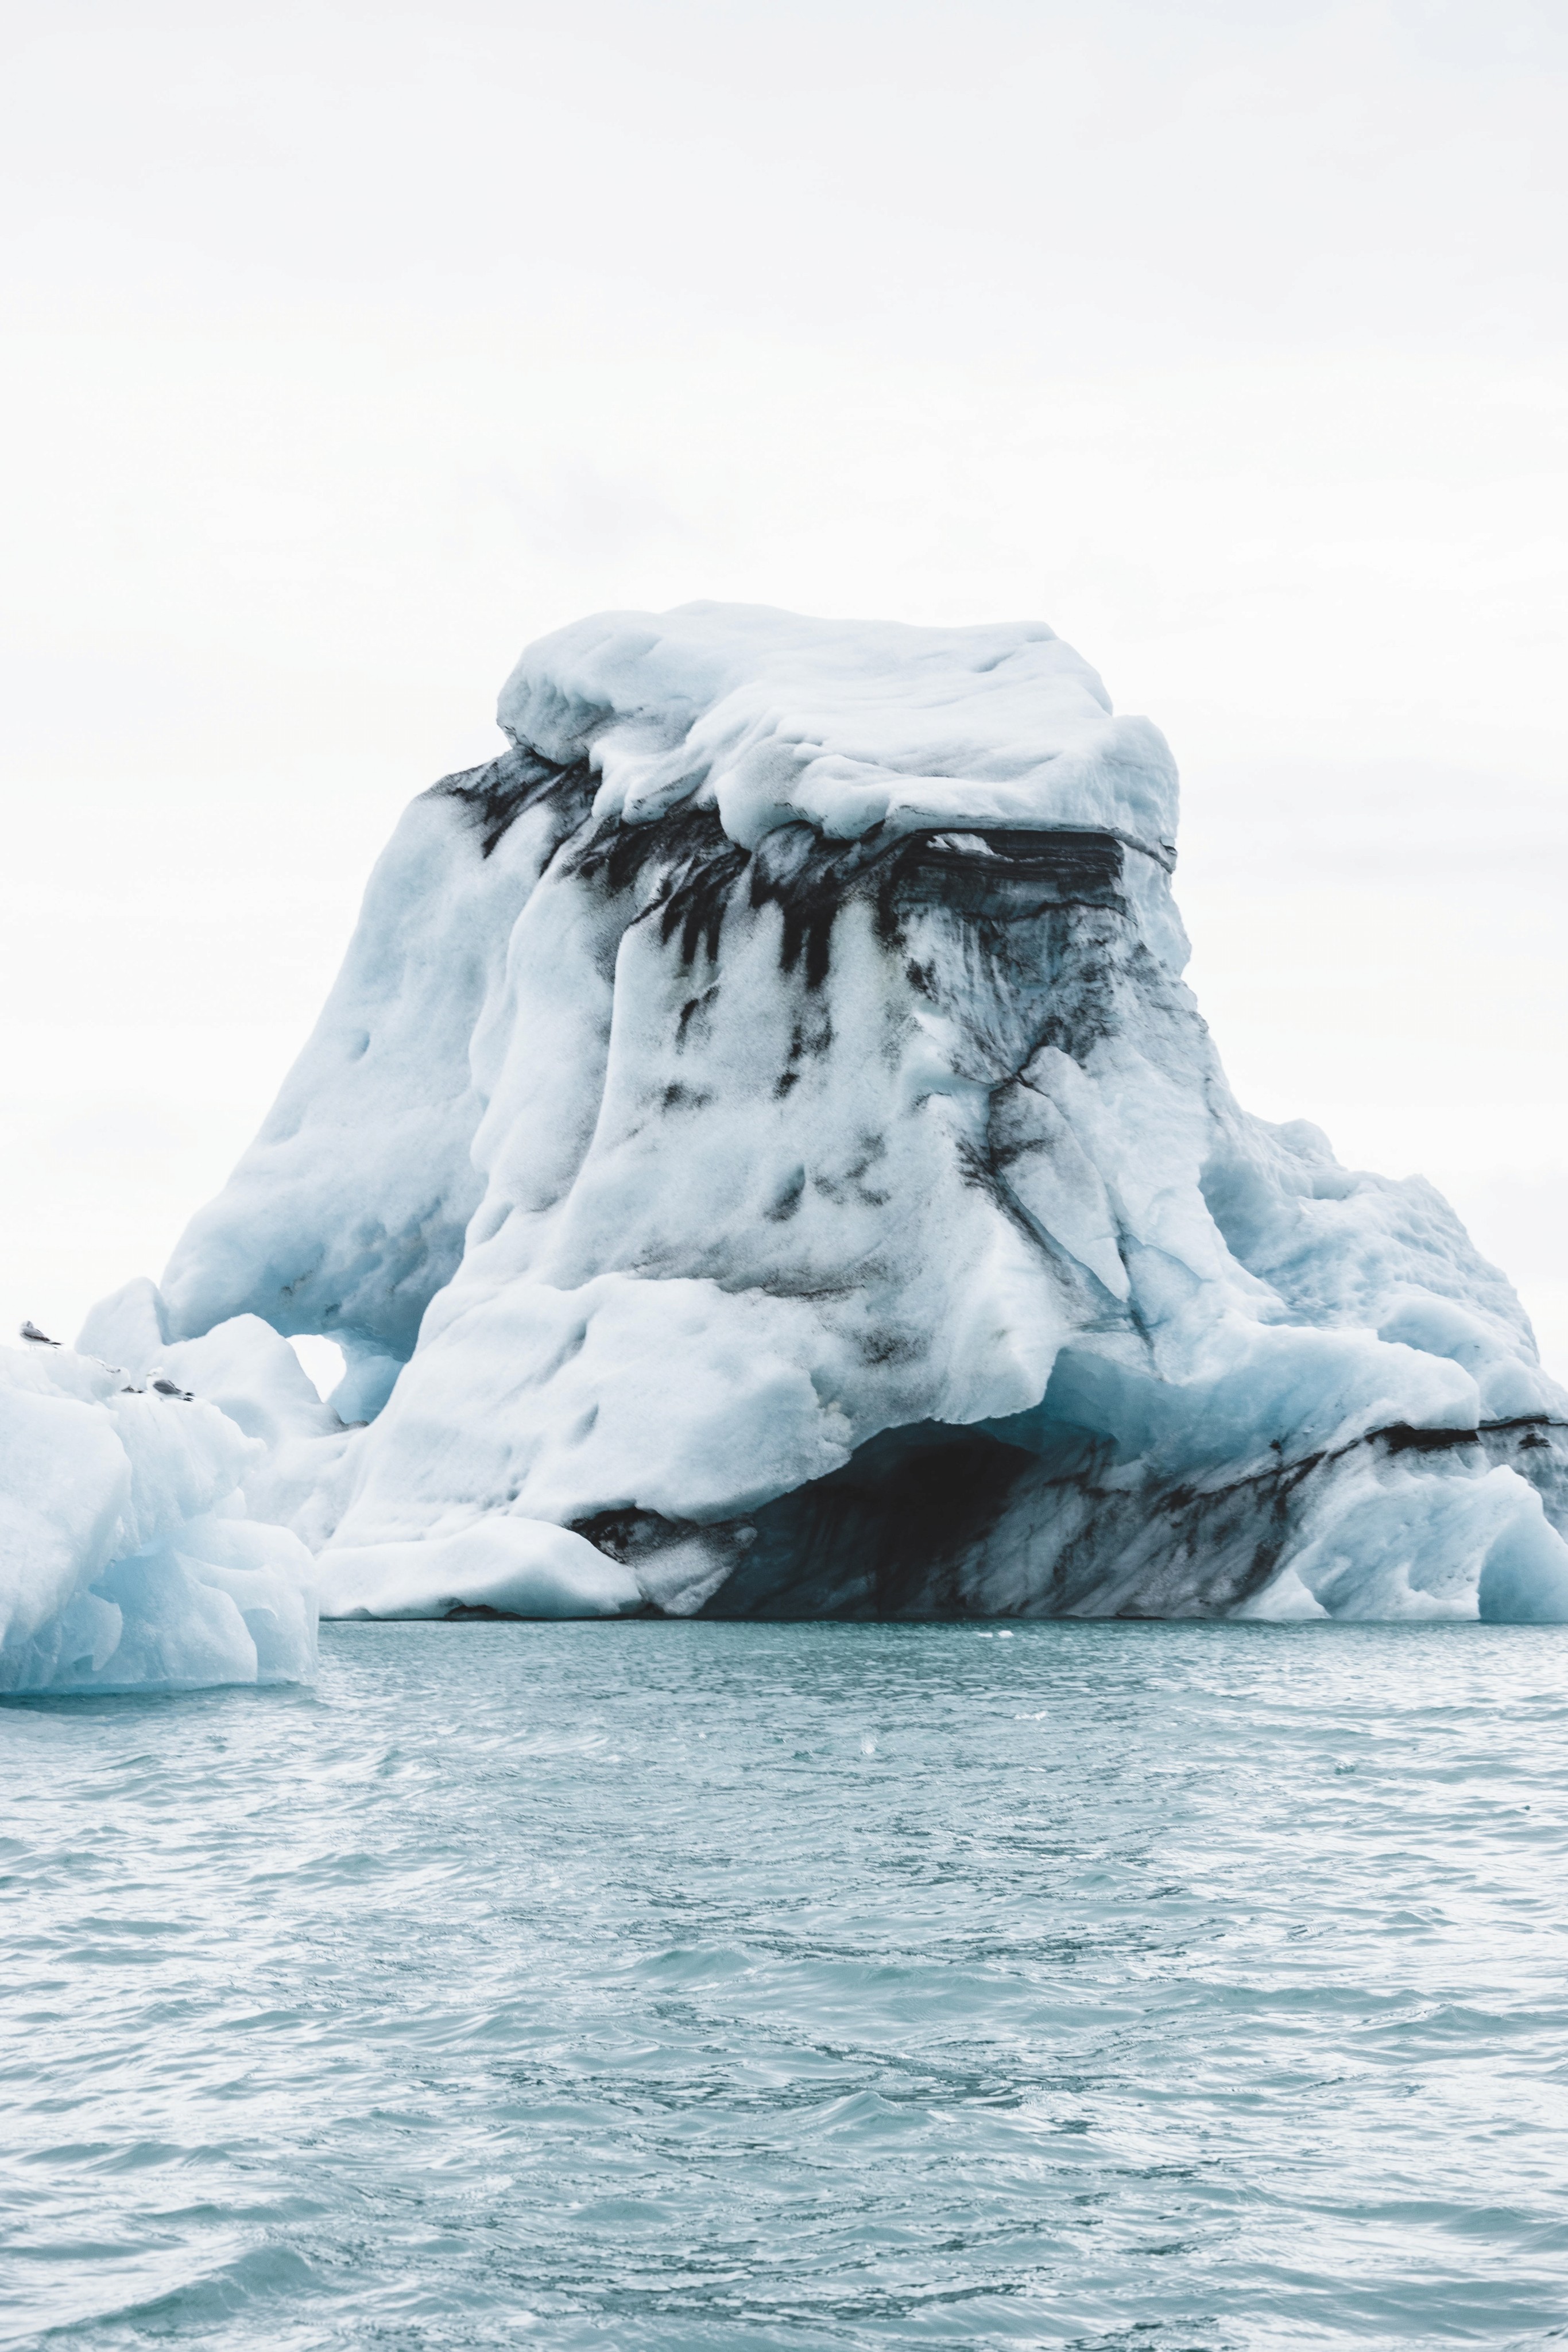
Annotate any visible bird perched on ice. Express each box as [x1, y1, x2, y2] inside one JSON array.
[[20, 1320, 59, 1346]]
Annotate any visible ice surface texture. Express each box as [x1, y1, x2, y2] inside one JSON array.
[[0, 1320, 317, 1695], [61, 605, 1568, 1635]]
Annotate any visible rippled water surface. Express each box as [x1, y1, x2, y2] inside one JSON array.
[[5, 1623, 1568, 2350]]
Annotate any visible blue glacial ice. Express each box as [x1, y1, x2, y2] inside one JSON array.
[[13, 602, 1568, 1683], [0, 1318, 317, 1694]]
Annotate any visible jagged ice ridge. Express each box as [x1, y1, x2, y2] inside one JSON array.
[[9, 604, 1568, 1690]]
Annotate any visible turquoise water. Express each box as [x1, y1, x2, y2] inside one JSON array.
[[5, 1624, 1568, 2350]]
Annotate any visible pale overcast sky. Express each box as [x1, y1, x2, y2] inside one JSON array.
[[3, 0, 1566, 1370]]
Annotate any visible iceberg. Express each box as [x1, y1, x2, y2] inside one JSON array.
[[32, 602, 1568, 1646], [0, 1317, 318, 1695]]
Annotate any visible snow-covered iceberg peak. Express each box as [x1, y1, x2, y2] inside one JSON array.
[[497, 603, 1180, 861], [125, 602, 1568, 1626]]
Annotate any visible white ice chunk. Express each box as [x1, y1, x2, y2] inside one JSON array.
[[318, 1519, 642, 1620], [0, 1343, 317, 1695], [497, 603, 1180, 858], [76, 1274, 169, 1374], [1246, 1460, 1568, 1624]]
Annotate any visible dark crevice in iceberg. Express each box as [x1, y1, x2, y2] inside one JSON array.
[[571, 1504, 707, 1560], [694, 1419, 1307, 1620], [1380, 1422, 1481, 1454], [647, 1413, 1568, 1622]]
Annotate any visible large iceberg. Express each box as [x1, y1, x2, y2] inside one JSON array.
[[30, 604, 1568, 1651]]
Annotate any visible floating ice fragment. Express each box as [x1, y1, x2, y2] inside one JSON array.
[[0, 1340, 317, 1696]]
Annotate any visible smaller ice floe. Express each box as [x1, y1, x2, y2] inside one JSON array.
[[0, 1321, 319, 1697]]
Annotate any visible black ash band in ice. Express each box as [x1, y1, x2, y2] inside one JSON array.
[[9, 604, 1568, 1690]]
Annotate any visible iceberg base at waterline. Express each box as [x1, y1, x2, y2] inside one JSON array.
[[13, 602, 1568, 1677]]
